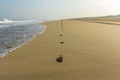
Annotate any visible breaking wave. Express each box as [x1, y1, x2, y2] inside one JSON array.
[[0, 19, 47, 57]]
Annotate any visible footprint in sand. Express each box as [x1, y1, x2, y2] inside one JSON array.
[[56, 55, 63, 63], [59, 34, 63, 37], [60, 42, 64, 44]]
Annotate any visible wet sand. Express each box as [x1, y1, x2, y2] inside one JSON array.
[[0, 20, 120, 80]]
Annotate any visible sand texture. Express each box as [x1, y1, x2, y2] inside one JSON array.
[[0, 20, 120, 80]]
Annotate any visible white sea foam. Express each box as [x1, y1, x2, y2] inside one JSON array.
[[0, 19, 47, 58]]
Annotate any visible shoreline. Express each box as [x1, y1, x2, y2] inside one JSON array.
[[0, 24, 47, 58], [1, 20, 120, 80]]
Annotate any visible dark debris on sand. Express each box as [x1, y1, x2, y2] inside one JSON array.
[[56, 55, 63, 63]]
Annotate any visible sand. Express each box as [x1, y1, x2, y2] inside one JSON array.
[[0, 20, 120, 80]]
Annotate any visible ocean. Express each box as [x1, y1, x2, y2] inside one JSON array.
[[0, 20, 46, 57]]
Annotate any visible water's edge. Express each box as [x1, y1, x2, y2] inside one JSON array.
[[0, 24, 47, 58]]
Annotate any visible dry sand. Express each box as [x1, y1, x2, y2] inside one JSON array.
[[0, 20, 120, 80]]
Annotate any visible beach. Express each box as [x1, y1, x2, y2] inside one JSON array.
[[1, 20, 120, 80]]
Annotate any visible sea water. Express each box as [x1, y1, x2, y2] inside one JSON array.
[[0, 20, 46, 57]]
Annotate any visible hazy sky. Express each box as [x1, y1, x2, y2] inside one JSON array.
[[0, 0, 120, 20]]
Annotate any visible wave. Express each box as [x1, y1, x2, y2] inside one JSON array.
[[0, 19, 47, 58], [0, 19, 37, 23], [0, 19, 46, 28], [0, 19, 48, 24]]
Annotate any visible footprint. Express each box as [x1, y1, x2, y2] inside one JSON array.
[[59, 34, 63, 36], [56, 55, 63, 63], [60, 42, 64, 44]]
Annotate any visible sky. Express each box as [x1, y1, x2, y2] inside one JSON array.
[[0, 0, 120, 20]]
